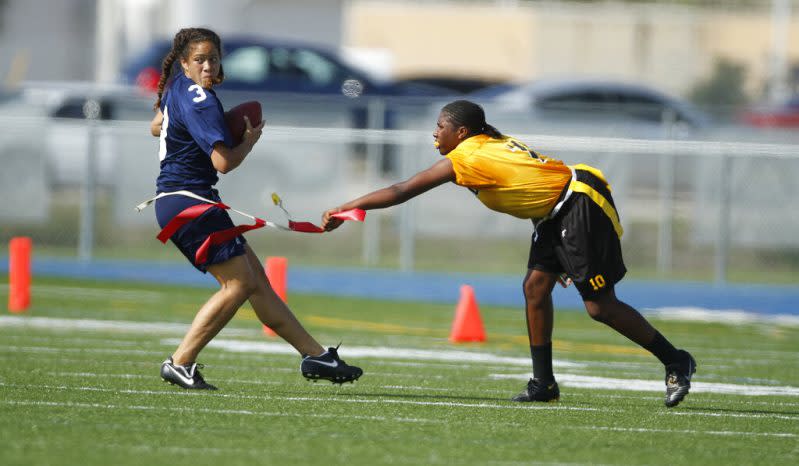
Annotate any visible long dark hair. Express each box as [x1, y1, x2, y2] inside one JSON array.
[[153, 28, 225, 111], [441, 100, 503, 139]]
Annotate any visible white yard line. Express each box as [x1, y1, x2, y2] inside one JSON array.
[[185, 337, 584, 368], [490, 373, 799, 397], [3, 398, 795, 439], [646, 307, 799, 327], [0, 315, 256, 337], [1, 284, 164, 302], [2, 399, 441, 424], [574, 425, 796, 438], [43, 367, 799, 406], [2, 315, 798, 399], [0, 345, 163, 356], [0, 382, 597, 412]]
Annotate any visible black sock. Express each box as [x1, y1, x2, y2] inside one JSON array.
[[644, 331, 681, 366], [530, 343, 554, 382]]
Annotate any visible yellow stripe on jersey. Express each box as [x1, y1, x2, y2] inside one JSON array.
[[446, 134, 572, 219], [567, 164, 624, 238]]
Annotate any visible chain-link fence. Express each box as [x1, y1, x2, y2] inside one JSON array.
[[1, 91, 797, 285]]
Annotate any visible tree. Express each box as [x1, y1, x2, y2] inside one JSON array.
[[689, 57, 749, 119]]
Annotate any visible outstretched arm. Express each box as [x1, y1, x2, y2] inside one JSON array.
[[322, 158, 456, 231]]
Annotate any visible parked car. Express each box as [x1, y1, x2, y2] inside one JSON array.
[[739, 96, 799, 128], [122, 35, 456, 151], [467, 78, 712, 139], [0, 82, 156, 187], [393, 75, 506, 95], [123, 36, 451, 99]]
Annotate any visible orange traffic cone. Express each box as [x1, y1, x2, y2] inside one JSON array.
[[262, 256, 288, 336], [449, 285, 486, 343], [8, 237, 32, 313]]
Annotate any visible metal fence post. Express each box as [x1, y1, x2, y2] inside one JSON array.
[[397, 136, 421, 272], [78, 99, 100, 262], [715, 153, 730, 284], [657, 151, 675, 275], [657, 109, 677, 275], [362, 98, 385, 266]]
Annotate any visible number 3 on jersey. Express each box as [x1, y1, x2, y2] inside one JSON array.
[[589, 274, 606, 291], [188, 84, 207, 103]]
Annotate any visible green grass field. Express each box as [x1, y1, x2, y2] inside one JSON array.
[[1, 276, 797, 465]]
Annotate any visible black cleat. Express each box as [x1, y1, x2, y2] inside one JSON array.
[[512, 378, 560, 402], [301, 346, 363, 384], [160, 357, 217, 390], [664, 350, 696, 408]]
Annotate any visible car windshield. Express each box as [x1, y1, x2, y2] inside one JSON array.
[[468, 83, 518, 98]]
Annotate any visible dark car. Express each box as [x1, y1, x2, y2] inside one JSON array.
[[468, 78, 711, 139], [393, 75, 505, 95], [123, 36, 450, 99], [122, 35, 457, 145]]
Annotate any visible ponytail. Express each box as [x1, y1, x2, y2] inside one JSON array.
[[441, 99, 504, 139], [483, 123, 503, 139]]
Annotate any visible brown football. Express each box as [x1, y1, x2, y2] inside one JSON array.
[[224, 101, 262, 146]]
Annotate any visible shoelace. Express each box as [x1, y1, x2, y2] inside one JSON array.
[[329, 342, 346, 363], [303, 343, 347, 363], [182, 362, 205, 378]]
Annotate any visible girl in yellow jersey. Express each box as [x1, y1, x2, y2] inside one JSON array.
[[322, 100, 696, 408]]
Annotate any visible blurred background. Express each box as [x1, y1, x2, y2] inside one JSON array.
[[0, 0, 797, 298]]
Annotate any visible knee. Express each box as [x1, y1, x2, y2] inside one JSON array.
[[523, 276, 549, 309], [226, 277, 258, 300], [584, 293, 617, 323], [584, 301, 606, 322]]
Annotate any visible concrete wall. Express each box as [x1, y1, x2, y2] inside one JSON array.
[[2, 0, 797, 99], [0, 0, 96, 84], [346, 1, 799, 98]]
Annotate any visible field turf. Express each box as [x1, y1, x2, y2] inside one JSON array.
[[1, 277, 797, 465]]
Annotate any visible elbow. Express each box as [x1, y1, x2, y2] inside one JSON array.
[[388, 184, 413, 205], [215, 160, 242, 174], [212, 161, 232, 174]]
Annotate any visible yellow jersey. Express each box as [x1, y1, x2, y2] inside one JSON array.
[[446, 134, 572, 220]]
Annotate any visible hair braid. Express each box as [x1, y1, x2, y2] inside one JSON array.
[[152, 28, 225, 111]]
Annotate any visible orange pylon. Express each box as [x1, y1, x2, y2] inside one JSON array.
[[262, 256, 288, 336], [449, 285, 486, 343], [8, 237, 32, 313]]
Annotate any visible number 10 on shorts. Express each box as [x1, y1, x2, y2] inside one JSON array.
[[589, 274, 606, 291]]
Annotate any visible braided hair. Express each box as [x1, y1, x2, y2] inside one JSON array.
[[153, 28, 225, 111], [441, 100, 503, 139]]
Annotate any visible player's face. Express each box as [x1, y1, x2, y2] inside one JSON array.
[[433, 112, 465, 155], [181, 41, 221, 89]]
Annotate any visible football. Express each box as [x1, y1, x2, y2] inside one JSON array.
[[224, 101, 262, 146]]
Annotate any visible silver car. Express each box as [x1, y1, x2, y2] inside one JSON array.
[[467, 78, 711, 139]]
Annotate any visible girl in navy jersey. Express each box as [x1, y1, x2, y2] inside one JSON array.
[[149, 28, 361, 389]]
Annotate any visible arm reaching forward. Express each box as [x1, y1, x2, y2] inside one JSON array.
[[322, 158, 456, 231]]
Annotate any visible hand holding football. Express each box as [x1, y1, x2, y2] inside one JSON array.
[[224, 101, 263, 146]]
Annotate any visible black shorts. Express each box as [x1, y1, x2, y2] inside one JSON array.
[[155, 188, 247, 273], [527, 171, 626, 300]]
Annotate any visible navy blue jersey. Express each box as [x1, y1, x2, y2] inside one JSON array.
[[156, 74, 233, 191]]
